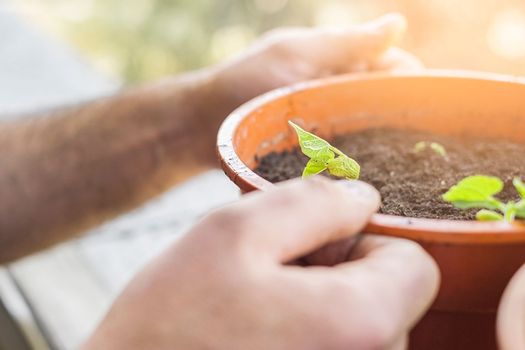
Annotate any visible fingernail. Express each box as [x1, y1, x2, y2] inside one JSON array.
[[362, 13, 406, 38], [335, 180, 381, 202]]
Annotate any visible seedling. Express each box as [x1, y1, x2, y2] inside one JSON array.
[[288, 121, 360, 179], [413, 141, 447, 157], [443, 175, 525, 222]]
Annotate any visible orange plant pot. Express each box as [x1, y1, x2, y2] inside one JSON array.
[[217, 71, 525, 349]]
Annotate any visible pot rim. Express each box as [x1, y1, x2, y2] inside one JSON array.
[[217, 69, 525, 244]]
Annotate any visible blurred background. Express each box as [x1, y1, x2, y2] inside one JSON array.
[[9, 0, 525, 84], [3, 2, 525, 349]]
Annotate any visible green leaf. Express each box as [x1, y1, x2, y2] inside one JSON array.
[[513, 178, 525, 199], [476, 209, 504, 221], [327, 156, 360, 179], [413, 141, 426, 153], [413, 141, 447, 157], [302, 159, 327, 178], [314, 147, 335, 163], [430, 142, 447, 157], [443, 175, 503, 200], [515, 204, 525, 219], [288, 120, 361, 180], [443, 175, 504, 210], [504, 202, 518, 222], [288, 121, 331, 159], [458, 175, 504, 196], [449, 201, 501, 210], [444, 175, 525, 223]]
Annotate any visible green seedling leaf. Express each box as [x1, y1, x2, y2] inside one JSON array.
[[513, 178, 525, 199], [302, 159, 328, 178], [515, 181, 525, 219], [413, 141, 447, 157], [288, 120, 360, 180], [327, 156, 361, 179], [314, 147, 335, 163], [288, 121, 331, 159], [447, 200, 501, 210], [443, 175, 525, 222], [456, 175, 504, 196], [430, 142, 447, 157], [443, 175, 503, 200], [516, 205, 525, 219], [476, 209, 504, 221], [504, 202, 518, 222], [442, 175, 504, 211], [413, 141, 426, 153]]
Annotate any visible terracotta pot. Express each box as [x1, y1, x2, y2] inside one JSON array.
[[217, 70, 525, 349], [497, 264, 525, 350]]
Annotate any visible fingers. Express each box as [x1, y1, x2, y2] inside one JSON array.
[[369, 47, 424, 72], [387, 335, 408, 350], [282, 235, 438, 348], [199, 177, 380, 264], [497, 264, 525, 350], [302, 236, 360, 267], [329, 235, 439, 345], [274, 13, 407, 71], [346, 13, 407, 59]]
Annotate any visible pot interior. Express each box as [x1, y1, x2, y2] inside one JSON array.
[[219, 72, 525, 241], [233, 74, 525, 170], [217, 72, 525, 323]]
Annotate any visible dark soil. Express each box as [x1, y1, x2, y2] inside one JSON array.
[[255, 128, 525, 220]]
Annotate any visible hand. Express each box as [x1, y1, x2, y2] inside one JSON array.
[[82, 178, 439, 350], [196, 13, 421, 156], [210, 13, 421, 110], [497, 264, 525, 350]]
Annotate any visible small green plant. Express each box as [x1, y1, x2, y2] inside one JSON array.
[[443, 175, 525, 222], [413, 141, 447, 157], [288, 121, 360, 179]]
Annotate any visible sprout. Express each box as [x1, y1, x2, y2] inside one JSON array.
[[288, 121, 360, 180], [413, 141, 447, 157], [443, 175, 525, 222]]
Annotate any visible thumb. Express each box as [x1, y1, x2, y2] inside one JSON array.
[[286, 13, 407, 71], [198, 178, 380, 264], [352, 13, 407, 59]]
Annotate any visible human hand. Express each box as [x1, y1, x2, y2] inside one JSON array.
[[497, 264, 525, 350], [82, 178, 439, 350], [194, 13, 421, 159], [209, 13, 421, 110]]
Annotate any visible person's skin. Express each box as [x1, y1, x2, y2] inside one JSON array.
[[1, 13, 440, 350], [497, 264, 525, 349], [0, 14, 422, 263], [82, 178, 440, 350]]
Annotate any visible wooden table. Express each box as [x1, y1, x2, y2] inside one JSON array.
[[0, 4, 240, 349]]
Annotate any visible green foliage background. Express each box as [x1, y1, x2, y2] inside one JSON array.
[[13, 0, 525, 83], [15, 0, 329, 82], [72, 0, 318, 82]]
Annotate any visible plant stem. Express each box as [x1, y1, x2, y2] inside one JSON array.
[[504, 203, 517, 222]]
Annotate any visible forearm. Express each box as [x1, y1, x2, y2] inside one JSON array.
[[0, 14, 416, 263], [0, 68, 229, 263]]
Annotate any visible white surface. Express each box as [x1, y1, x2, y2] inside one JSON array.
[[10, 172, 239, 349], [0, 3, 240, 349], [0, 268, 50, 350]]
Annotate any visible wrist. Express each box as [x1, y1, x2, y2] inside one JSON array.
[[175, 64, 245, 165], [195, 64, 244, 124], [136, 64, 242, 169]]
